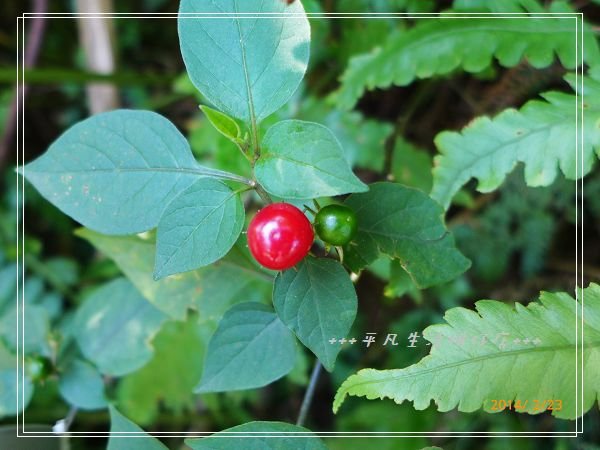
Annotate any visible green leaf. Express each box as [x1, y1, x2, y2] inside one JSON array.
[[116, 316, 208, 426], [200, 104, 241, 143], [0, 304, 49, 356], [431, 77, 600, 209], [343, 182, 470, 288], [0, 264, 17, 313], [335, 15, 600, 109], [58, 359, 107, 410], [333, 283, 600, 419], [77, 229, 272, 321], [196, 302, 296, 393], [74, 278, 167, 376], [18, 110, 236, 235], [107, 405, 168, 450], [154, 178, 245, 279], [178, 0, 310, 123], [0, 342, 33, 418], [185, 421, 329, 450], [273, 257, 357, 372], [255, 120, 368, 199], [294, 96, 393, 172]]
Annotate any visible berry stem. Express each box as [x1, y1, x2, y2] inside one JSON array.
[[303, 205, 317, 216], [253, 181, 273, 205]]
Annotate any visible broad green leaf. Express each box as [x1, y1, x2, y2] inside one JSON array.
[[432, 76, 600, 209], [297, 96, 393, 171], [77, 229, 272, 321], [19, 110, 238, 235], [200, 105, 241, 143], [116, 316, 208, 426], [58, 359, 107, 410], [343, 183, 470, 288], [273, 257, 357, 372], [335, 14, 600, 109], [107, 406, 168, 450], [74, 278, 167, 376], [0, 371, 32, 419], [0, 304, 49, 356], [256, 120, 368, 199], [333, 283, 600, 419], [0, 342, 33, 418], [178, 0, 310, 123], [0, 263, 17, 313], [185, 421, 329, 450], [196, 302, 296, 393], [154, 178, 245, 279]]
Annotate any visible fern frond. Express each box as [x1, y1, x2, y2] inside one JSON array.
[[431, 75, 600, 209], [334, 283, 600, 419], [334, 13, 599, 110]]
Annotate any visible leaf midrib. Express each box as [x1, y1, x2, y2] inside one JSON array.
[[357, 19, 580, 78], [233, 0, 258, 130], [436, 110, 570, 201], [343, 340, 600, 391]]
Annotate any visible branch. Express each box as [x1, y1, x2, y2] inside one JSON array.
[[0, 0, 48, 170]]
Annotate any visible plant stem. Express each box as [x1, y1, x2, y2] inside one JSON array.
[[0, 0, 47, 170], [296, 360, 322, 427], [64, 406, 78, 432], [253, 181, 273, 205], [303, 205, 317, 216]]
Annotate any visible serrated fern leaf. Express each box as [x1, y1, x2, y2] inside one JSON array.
[[453, 0, 545, 13], [334, 14, 600, 110], [431, 76, 600, 209], [333, 283, 600, 419]]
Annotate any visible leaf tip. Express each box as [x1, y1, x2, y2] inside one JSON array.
[[152, 268, 165, 281], [192, 379, 212, 394]]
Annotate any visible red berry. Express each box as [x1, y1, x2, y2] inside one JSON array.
[[247, 203, 314, 270]]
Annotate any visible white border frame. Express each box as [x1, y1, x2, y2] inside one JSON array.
[[15, 10, 586, 439]]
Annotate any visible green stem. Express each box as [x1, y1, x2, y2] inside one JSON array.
[[296, 361, 322, 427], [249, 116, 260, 158], [303, 205, 317, 216], [253, 182, 273, 205], [0, 67, 176, 86]]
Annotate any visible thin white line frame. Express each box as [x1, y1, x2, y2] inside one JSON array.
[[16, 10, 586, 439]]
